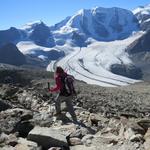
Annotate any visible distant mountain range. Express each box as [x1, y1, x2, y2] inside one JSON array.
[[1, 4, 150, 86]]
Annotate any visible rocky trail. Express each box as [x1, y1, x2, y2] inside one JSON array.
[[0, 69, 150, 150]]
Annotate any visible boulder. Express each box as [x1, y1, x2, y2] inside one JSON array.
[[27, 126, 69, 149], [48, 147, 62, 150], [6, 134, 18, 147], [21, 112, 33, 121], [126, 122, 145, 135], [144, 128, 150, 150], [15, 143, 41, 150], [69, 129, 83, 139], [14, 120, 34, 137], [0, 145, 15, 150], [93, 134, 119, 146], [0, 99, 11, 111], [15, 137, 39, 150], [137, 119, 150, 130], [89, 113, 101, 126], [0, 108, 33, 134], [81, 134, 94, 146], [130, 134, 144, 142], [0, 133, 9, 144], [69, 137, 82, 146], [124, 128, 136, 140], [70, 145, 97, 150]]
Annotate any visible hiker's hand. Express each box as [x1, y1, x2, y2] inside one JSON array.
[[49, 88, 53, 92]]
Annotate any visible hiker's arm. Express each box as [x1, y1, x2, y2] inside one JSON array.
[[49, 77, 61, 92]]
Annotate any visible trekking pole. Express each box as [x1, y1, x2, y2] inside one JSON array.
[[47, 82, 50, 90], [47, 82, 52, 102], [47, 82, 55, 114]]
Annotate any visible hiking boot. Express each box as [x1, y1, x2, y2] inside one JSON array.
[[54, 112, 62, 117]]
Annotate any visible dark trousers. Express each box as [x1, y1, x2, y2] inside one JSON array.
[[55, 94, 77, 121]]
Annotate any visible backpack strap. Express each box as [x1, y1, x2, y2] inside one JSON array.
[[59, 74, 70, 96]]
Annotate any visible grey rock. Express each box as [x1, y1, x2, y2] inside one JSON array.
[[21, 112, 33, 121], [14, 120, 34, 138], [0, 108, 29, 134], [0, 99, 11, 111], [48, 147, 62, 150], [0, 133, 9, 144], [144, 128, 150, 150], [27, 126, 69, 149], [0, 145, 15, 150], [81, 134, 94, 145], [128, 123, 145, 135], [70, 145, 97, 150], [16, 137, 39, 150], [137, 119, 150, 130], [69, 129, 83, 139], [69, 137, 82, 146], [130, 134, 144, 142], [5, 134, 18, 147]]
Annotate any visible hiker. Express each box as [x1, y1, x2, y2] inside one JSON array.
[[49, 66, 77, 121]]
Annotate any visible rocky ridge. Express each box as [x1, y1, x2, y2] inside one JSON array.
[[0, 69, 150, 149]]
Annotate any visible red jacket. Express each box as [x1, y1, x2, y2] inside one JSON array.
[[49, 74, 62, 92]]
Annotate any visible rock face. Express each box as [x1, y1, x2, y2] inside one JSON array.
[[133, 4, 150, 31], [0, 22, 55, 49], [0, 27, 21, 47], [0, 43, 26, 66], [125, 31, 150, 79], [29, 22, 55, 47], [110, 64, 143, 79], [127, 31, 150, 54], [29, 49, 65, 61], [27, 126, 69, 149]]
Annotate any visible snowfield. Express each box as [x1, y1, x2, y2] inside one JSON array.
[[15, 6, 146, 87], [17, 41, 53, 54], [17, 41, 74, 55], [47, 32, 144, 87]]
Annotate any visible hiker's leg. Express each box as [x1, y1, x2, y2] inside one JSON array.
[[65, 96, 77, 121], [55, 94, 61, 114]]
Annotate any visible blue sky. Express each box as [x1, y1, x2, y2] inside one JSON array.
[[0, 0, 150, 29]]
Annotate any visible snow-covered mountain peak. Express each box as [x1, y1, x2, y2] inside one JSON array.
[[76, 9, 86, 15], [51, 6, 139, 47], [133, 4, 150, 30], [133, 4, 150, 15], [20, 20, 44, 31]]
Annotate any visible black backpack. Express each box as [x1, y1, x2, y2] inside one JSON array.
[[61, 74, 76, 96]]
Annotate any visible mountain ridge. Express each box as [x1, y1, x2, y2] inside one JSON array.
[[1, 5, 150, 86]]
